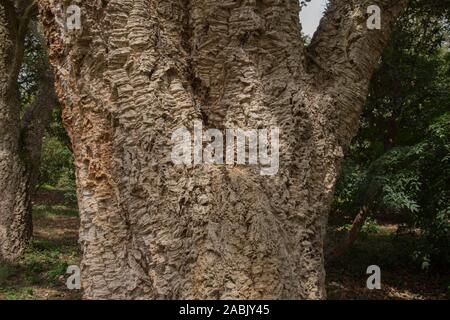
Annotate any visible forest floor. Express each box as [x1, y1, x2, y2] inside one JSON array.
[[0, 189, 448, 300]]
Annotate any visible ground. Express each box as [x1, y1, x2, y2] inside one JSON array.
[[0, 190, 448, 300], [326, 227, 449, 300], [0, 190, 81, 300]]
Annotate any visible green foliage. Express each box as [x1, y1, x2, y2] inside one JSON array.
[[18, 34, 46, 112], [23, 239, 75, 286], [38, 133, 75, 191], [0, 231, 79, 299], [0, 264, 16, 286], [0, 287, 36, 300], [333, 3, 450, 268], [33, 204, 79, 218], [336, 120, 450, 266], [361, 217, 380, 235], [37, 103, 75, 193], [0, 202, 81, 300], [19, 29, 75, 194]]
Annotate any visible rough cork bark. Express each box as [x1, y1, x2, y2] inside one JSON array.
[[0, 0, 57, 262], [0, 0, 30, 262], [38, 0, 408, 299]]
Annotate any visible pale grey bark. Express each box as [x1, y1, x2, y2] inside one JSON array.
[[307, 0, 410, 147], [38, 0, 408, 299]]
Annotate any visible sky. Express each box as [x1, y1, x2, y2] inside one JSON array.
[[299, 0, 328, 37]]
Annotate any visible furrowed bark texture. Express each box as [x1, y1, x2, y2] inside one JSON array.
[[0, 0, 30, 262], [308, 0, 409, 147], [38, 0, 408, 299], [0, 0, 57, 262]]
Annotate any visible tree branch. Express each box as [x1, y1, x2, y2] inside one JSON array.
[[306, 0, 410, 147], [20, 20, 58, 189], [309, 0, 410, 78], [327, 205, 370, 262], [6, 0, 37, 90]]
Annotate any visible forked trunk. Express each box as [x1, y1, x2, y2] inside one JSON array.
[[38, 0, 408, 299]]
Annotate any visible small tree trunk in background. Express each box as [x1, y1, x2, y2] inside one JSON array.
[[0, 0, 57, 262], [38, 0, 408, 298], [20, 57, 59, 230], [327, 206, 370, 262], [0, 0, 30, 262]]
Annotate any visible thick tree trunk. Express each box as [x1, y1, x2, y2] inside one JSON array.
[[0, 0, 57, 262], [38, 0, 408, 299]]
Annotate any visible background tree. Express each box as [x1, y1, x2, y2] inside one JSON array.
[[0, 0, 58, 262], [330, 0, 450, 266]]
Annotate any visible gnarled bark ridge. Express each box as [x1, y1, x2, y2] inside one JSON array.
[[38, 0, 408, 299]]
